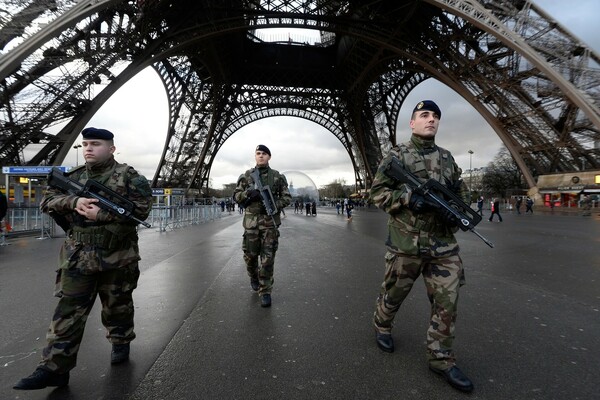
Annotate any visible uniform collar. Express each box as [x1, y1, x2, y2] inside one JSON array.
[[410, 134, 437, 154], [86, 155, 116, 173]]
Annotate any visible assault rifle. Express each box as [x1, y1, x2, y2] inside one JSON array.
[[46, 167, 151, 229], [250, 168, 278, 224], [383, 156, 494, 248]]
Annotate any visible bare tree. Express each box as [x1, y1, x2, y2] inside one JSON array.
[[481, 147, 527, 198], [319, 178, 349, 199]]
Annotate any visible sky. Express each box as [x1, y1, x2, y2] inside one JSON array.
[[63, 0, 599, 190]]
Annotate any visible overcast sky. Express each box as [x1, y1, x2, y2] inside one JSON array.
[[68, 0, 599, 190]]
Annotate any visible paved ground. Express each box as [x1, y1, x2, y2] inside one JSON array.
[[1, 207, 599, 400]]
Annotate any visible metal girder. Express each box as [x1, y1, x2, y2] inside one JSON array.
[[0, 0, 598, 194]]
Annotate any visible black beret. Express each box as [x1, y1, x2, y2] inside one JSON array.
[[81, 127, 114, 140], [413, 100, 441, 119], [256, 144, 271, 156]]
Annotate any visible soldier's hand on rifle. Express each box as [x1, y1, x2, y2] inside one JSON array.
[[442, 201, 462, 227], [408, 193, 429, 213], [442, 209, 459, 227], [74, 197, 100, 221], [246, 189, 262, 202]]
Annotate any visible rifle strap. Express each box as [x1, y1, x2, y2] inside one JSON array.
[[251, 167, 277, 196], [73, 163, 131, 192]]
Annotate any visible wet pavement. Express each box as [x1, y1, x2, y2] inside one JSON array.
[[1, 207, 599, 399]]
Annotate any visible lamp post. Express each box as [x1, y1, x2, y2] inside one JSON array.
[[468, 150, 474, 203], [73, 143, 82, 166]]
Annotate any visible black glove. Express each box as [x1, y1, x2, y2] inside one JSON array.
[[246, 189, 262, 202], [408, 193, 428, 213], [442, 208, 459, 227]]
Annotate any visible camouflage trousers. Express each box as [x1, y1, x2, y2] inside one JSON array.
[[373, 251, 465, 370], [41, 263, 140, 373], [242, 225, 280, 295]]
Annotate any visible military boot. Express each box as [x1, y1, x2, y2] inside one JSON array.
[[13, 367, 69, 390], [260, 294, 272, 307], [375, 332, 394, 353], [250, 277, 259, 291], [429, 365, 474, 393], [111, 343, 130, 364]]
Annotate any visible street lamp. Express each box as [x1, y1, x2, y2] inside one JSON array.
[[468, 150, 474, 203], [73, 143, 82, 166]]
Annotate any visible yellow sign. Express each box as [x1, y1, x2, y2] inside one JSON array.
[[164, 188, 172, 195], [19, 177, 30, 184]]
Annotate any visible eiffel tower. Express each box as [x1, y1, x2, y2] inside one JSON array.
[[1, 0, 598, 194]]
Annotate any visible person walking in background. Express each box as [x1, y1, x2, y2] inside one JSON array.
[[0, 189, 7, 226], [525, 196, 534, 213], [476, 196, 483, 216], [233, 144, 291, 308], [488, 198, 503, 222], [515, 196, 522, 214], [346, 199, 353, 220], [13, 127, 153, 391], [370, 100, 474, 393]]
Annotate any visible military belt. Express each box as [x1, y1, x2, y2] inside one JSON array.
[[69, 226, 132, 250]]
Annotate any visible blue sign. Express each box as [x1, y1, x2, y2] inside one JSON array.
[[2, 166, 69, 175]]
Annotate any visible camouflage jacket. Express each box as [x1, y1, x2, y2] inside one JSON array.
[[233, 166, 291, 228], [370, 135, 467, 257], [40, 156, 153, 273]]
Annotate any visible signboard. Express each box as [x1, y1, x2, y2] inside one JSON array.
[[2, 166, 69, 175], [151, 188, 186, 196]]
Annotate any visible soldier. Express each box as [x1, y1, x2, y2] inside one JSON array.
[[233, 145, 291, 307], [14, 127, 153, 390], [370, 100, 474, 393]]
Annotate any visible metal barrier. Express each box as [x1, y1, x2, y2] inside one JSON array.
[[148, 204, 222, 232], [0, 204, 223, 243]]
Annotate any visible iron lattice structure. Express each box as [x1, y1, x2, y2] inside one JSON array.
[[1, 0, 598, 193]]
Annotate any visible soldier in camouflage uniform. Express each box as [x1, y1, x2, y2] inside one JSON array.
[[14, 127, 153, 391], [370, 101, 474, 393], [233, 145, 291, 308]]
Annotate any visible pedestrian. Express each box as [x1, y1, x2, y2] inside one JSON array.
[[476, 196, 483, 216], [370, 100, 474, 393], [14, 127, 153, 391], [515, 196, 522, 214], [311, 200, 317, 216], [488, 198, 503, 222], [346, 199, 353, 220], [233, 144, 291, 308], [0, 189, 7, 225], [305, 201, 311, 216], [525, 196, 534, 213], [580, 194, 592, 216]]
